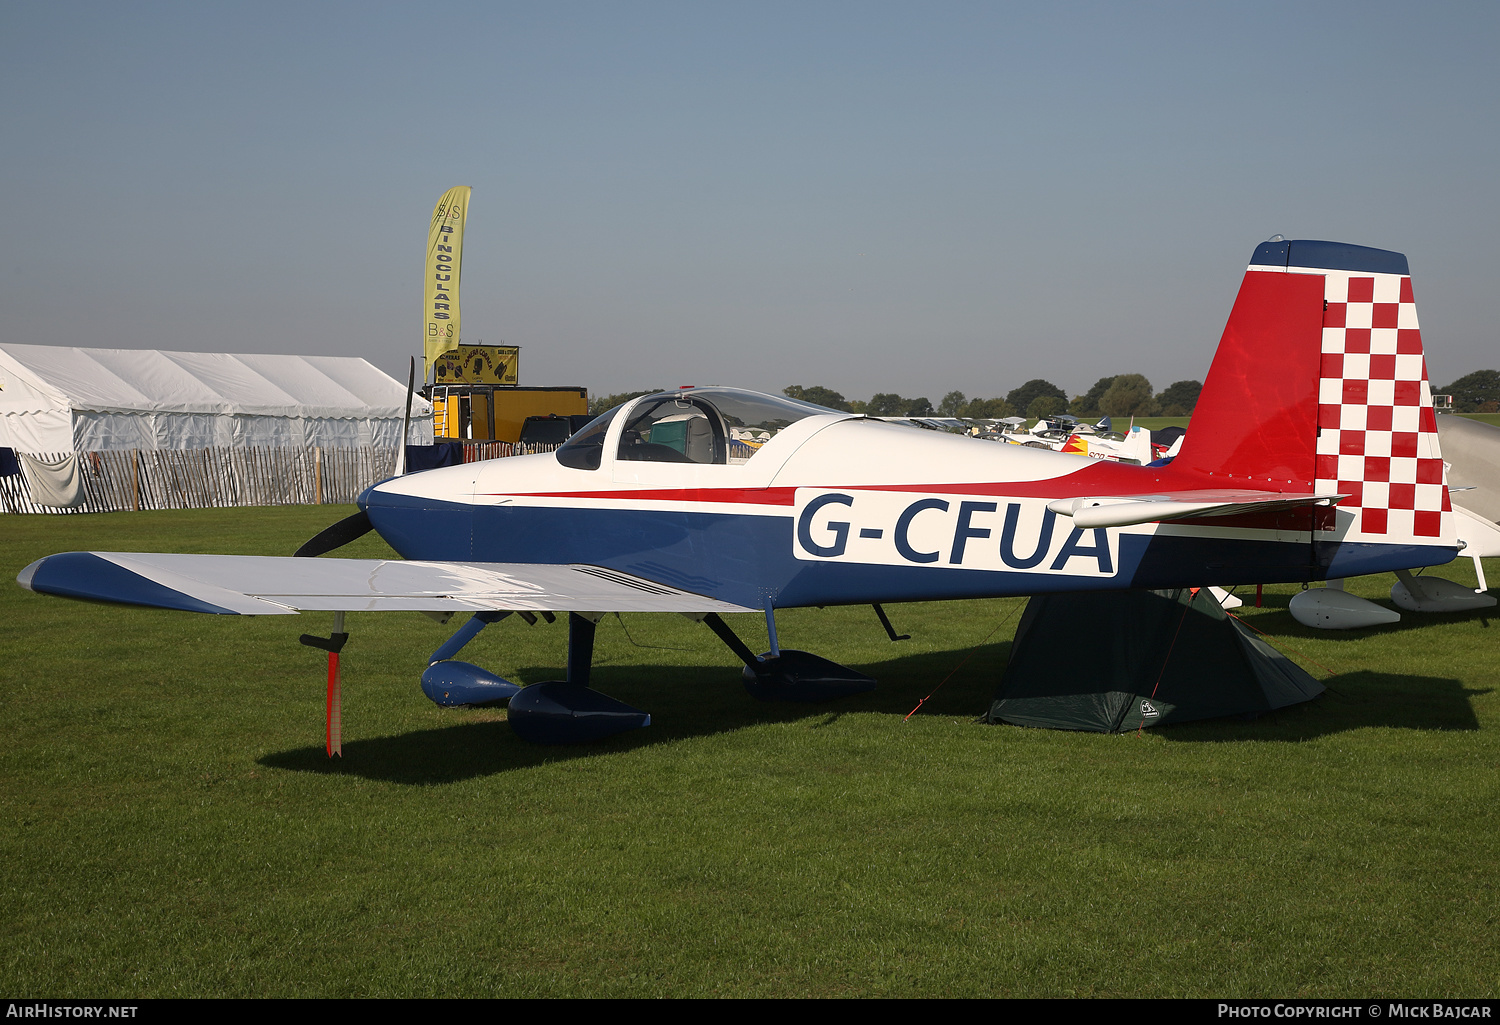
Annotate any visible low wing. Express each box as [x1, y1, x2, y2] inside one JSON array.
[[1047, 490, 1343, 529], [17, 552, 756, 616]]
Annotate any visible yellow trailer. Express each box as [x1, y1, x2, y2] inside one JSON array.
[[430, 385, 588, 443]]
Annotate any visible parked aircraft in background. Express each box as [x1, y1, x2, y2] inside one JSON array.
[[965, 414, 1168, 465], [1058, 424, 1161, 464], [18, 239, 1469, 746]]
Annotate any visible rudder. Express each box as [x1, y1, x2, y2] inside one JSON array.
[[1177, 239, 1453, 552]]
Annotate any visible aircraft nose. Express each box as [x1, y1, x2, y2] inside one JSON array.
[[356, 481, 380, 512], [357, 467, 477, 561]]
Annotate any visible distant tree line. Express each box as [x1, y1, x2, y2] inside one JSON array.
[[589, 369, 1498, 422], [1437, 370, 1500, 413], [783, 376, 1204, 420], [589, 389, 662, 415]]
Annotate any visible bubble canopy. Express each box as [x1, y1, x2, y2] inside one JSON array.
[[555, 387, 843, 470]]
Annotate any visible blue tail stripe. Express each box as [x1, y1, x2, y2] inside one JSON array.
[[1250, 239, 1409, 276]]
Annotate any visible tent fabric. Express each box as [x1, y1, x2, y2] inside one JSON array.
[[0, 347, 74, 451], [1151, 425, 1187, 448], [987, 588, 1323, 732], [0, 345, 433, 453], [17, 451, 84, 509], [405, 441, 466, 472]]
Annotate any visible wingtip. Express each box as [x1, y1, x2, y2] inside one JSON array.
[[19, 551, 244, 615], [16, 556, 44, 591]]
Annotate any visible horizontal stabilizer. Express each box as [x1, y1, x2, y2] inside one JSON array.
[[17, 552, 755, 615], [1047, 490, 1341, 529]]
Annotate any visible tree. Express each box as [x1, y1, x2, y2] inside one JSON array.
[[1069, 376, 1117, 418], [1007, 379, 1067, 414], [1154, 379, 1203, 417], [1027, 394, 1067, 419], [783, 384, 852, 412], [589, 389, 660, 415], [960, 397, 1014, 418], [939, 391, 967, 417], [865, 392, 908, 416], [1099, 374, 1158, 417], [857, 393, 934, 417], [1438, 370, 1500, 413]]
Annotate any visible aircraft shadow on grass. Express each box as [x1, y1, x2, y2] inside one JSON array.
[[1155, 671, 1486, 744], [257, 643, 1005, 784], [256, 640, 1487, 784]]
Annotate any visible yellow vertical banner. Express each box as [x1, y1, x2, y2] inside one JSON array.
[[423, 186, 471, 374]]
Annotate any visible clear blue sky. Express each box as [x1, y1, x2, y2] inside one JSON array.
[[3, 1, 1496, 401]]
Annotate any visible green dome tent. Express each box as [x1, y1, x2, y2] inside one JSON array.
[[986, 588, 1323, 733]]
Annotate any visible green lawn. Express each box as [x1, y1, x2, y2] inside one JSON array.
[[1126, 416, 1190, 431], [1, 507, 1497, 997]]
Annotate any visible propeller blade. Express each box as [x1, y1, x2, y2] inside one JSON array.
[[395, 355, 416, 476], [294, 510, 373, 558]]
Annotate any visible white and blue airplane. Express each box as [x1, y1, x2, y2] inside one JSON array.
[[16, 239, 1464, 746]]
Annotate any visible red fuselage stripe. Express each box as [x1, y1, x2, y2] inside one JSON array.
[[481, 460, 1293, 507]]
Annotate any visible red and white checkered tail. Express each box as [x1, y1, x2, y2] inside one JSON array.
[[1176, 239, 1453, 549], [1314, 261, 1452, 545]]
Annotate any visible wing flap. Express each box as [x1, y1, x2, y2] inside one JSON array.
[[1047, 490, 1343, 529], [19, 552, 756, 615]]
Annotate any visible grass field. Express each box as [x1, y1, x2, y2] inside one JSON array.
[[2, 506, 1498, 997], [1118, 416, 1190, 431]]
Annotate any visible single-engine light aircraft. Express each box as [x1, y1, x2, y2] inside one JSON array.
[[18, 239, 1461, 747]]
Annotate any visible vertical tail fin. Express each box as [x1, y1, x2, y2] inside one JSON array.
[[1121, 424, 1154, 465], [1177, 239, 1453, 549]]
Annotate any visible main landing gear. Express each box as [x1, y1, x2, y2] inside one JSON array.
[[420, 610, 650, 745], [418, 606, 876, 745], [700, 611, 876, 703]]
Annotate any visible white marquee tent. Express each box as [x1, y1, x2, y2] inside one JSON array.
[[0, 345, 432, 454]]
